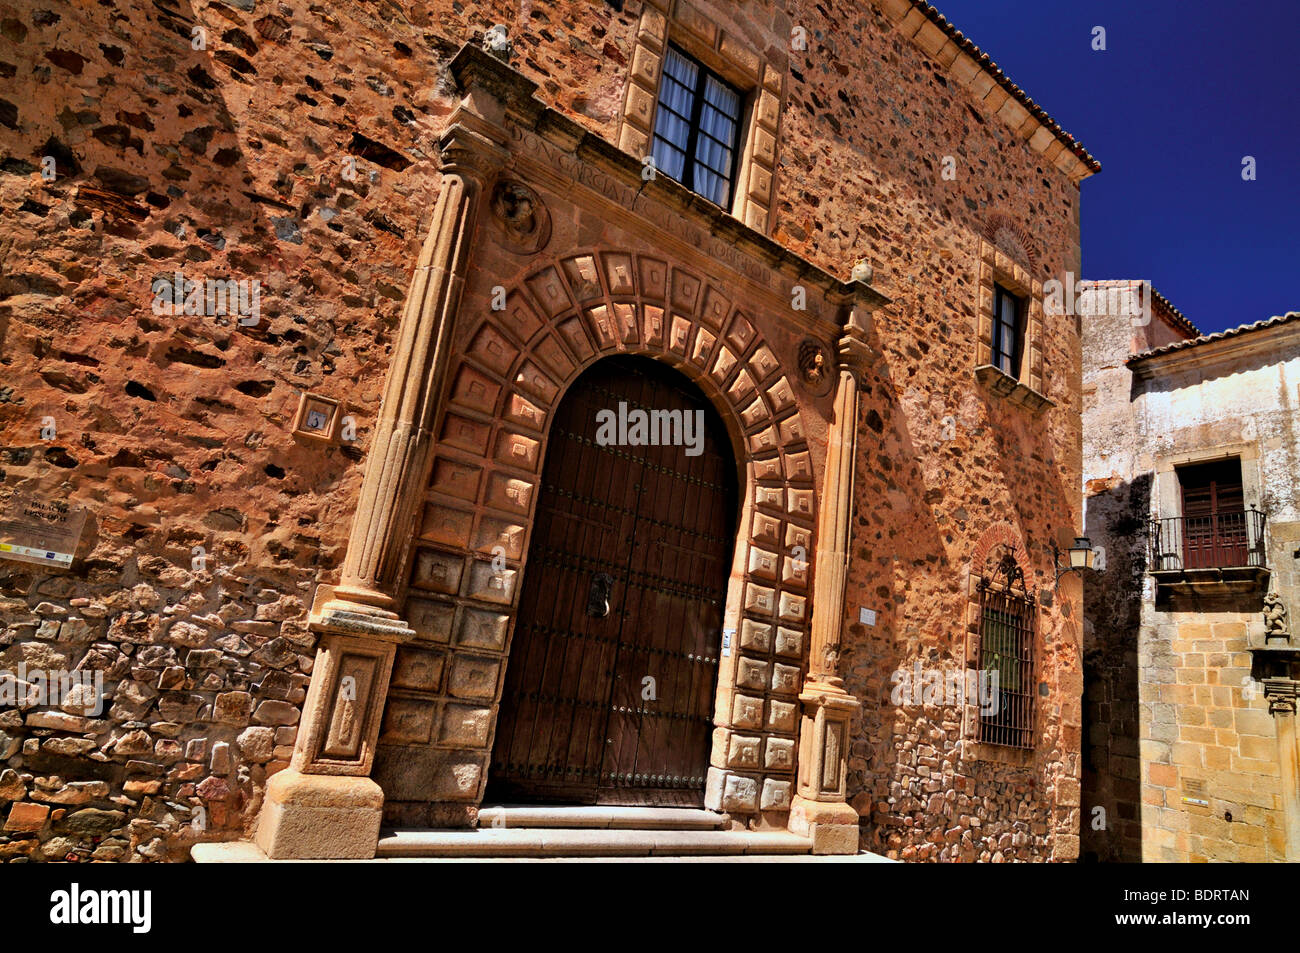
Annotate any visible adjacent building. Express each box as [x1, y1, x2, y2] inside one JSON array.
[[1083, 285, 1300, 862]]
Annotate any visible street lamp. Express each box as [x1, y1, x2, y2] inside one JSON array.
[[1053, 535, 1097, 588]]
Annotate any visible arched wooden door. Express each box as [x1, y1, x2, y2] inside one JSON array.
[[488, 356, 738, 806]]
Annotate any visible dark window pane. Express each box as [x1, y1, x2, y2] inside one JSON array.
[[694, 136, 731, 176], [695, 167, 727, 206], [651, 138, 687, 180], [703, 75, 740, 118], [992, 284, 1022, 379]]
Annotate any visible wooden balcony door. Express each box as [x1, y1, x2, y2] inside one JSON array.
[[1178, 459, 1246, 569], [488, 356, 738, 806]]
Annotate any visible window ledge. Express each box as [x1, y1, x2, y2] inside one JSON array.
[[974, 364, 1054, 413], [1149, 565, 1270, 595], [960, 738, 1036, 766]]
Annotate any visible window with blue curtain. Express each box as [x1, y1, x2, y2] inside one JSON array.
[[651, 46, 743, 208]]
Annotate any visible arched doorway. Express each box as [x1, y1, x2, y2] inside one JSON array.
[[487, 355, 739, 806]]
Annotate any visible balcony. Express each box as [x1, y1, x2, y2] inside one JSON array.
[[1148, 508, 1269, 594]]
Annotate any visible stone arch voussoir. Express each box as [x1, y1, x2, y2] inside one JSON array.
[[389, 249, 819, 819]]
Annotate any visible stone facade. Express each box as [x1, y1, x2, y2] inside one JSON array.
[[0, 0, 1089, 861], [1082, 290, 1300, 862]]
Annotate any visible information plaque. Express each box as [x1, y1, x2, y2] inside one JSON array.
[[0, 494, 87, 568]]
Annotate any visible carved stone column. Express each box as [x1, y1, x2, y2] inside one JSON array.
[[254, 120, 504, 859], [789, 294, 873, 855], [1265, 677, 1300, 862]]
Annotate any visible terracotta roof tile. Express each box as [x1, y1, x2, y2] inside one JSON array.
[[1127, 311, 1300, 364]]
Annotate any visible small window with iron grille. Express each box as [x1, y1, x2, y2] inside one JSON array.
[[976, 558, 1036, 749], [651, 45, 744, 209]]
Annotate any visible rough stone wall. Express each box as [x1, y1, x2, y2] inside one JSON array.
[[0, 0, 1084, 861], [1082, 301, 1300, 862]]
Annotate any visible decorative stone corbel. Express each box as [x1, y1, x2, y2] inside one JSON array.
[[788, 287, 876, 855], [253, 115, 506, 860]]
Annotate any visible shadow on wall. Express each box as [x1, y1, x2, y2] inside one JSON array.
[[0, 0, 447, 856], [838, 321, 970, 860], [1080, 472, 1149, 862], [0, 0, 446, 571]]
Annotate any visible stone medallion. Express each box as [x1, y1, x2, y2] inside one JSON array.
[[796, 337, 834, 396], [487, 178, 551, 255]]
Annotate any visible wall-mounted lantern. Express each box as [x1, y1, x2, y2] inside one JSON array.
[[1053, 535, 1097, 588]]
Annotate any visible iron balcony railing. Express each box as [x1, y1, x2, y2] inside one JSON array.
[[1148, 507, 1267, 572]]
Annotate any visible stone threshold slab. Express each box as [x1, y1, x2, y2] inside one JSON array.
[[475, 805, 729, 830], [376, 827, 811, 857], [193, 840, 897, 863]]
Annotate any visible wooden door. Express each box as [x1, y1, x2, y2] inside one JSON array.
[[488, 356, 738, 806], [1179, 459, 1246, 569]]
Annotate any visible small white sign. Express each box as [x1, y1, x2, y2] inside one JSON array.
[[721, 628, 734, 657], [859, 607, 877, 627]]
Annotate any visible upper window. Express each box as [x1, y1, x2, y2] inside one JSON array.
[[1175, 459, 1252, 569], [991, 283, 1024, 379], [1150, 456, 1267, 575], [651, 46, 743, 208]]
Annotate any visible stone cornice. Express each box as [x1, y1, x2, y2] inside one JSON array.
[[446, 44, 891, 312], [877, 0, 1100, 183]]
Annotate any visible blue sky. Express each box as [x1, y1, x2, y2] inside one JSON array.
[[931, 0, 1298, 334]]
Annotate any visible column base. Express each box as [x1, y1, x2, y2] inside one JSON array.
[[310, 587, 416, 643], [254, 769, 385, 860], [789, 795, 860, 855]]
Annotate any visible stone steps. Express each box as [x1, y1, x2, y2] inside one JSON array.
[[189, 805, 901, 861], [475, 804, 728, 830], [190, 840, 895, 863], [374, 826, 812, 858]]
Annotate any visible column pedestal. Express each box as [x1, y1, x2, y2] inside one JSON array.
[[789, 681, 861, 854], [254, 589, 415, 859], [255, 771, 386, 860]]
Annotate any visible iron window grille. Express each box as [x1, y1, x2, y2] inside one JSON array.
[[651, 45, 743, 209], [976, 557, 1036, 749], [991, 283, 1024, 379]]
